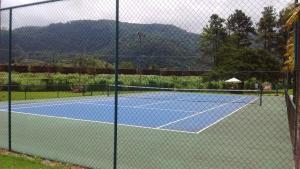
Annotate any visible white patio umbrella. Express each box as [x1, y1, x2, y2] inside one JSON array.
[[225, 78, 241, 83]]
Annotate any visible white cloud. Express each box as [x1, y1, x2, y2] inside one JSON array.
[[1, 0, 293, 33]]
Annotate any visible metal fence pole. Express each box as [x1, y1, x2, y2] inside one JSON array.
[[295, 6, 300, 169], [107, 84, 110, 96], [8, 8, 13, 151], [113, 0, 120, 168], [24, 87, 26, 100], [198, 72, 201, 89], [159, 69, 162, 87], [259, 87, 263, 106], [91, 84, 93, 96], [57, 84, 59, 98], [82, 85, 85, 96], [0, 0, 63, 11]]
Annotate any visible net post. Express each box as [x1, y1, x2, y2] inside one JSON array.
[[259, 85, 263, 106], [275, 84, 279, 96]]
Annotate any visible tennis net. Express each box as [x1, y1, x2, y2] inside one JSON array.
[[109, 85, 262, 105]]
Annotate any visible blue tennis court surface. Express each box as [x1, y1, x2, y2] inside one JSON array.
[[0, 92, 257, 133]]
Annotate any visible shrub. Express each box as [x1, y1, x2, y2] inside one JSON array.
[[244, 78, 257, 89], [148, 80, 159, 87], [160, 82, 175, 88], [130, 80, 142, 86], [207, 81, 221, 89], [2, 81, 21, 91]]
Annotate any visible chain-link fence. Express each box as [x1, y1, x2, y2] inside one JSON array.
[[0, 0, 298, 169]]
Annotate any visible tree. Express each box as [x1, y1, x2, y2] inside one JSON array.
[[200, 14, 227, 66], [227, 10, 255, 48], [276, 4, 295, 65], [73, 55, 87, 68], [119, 61, 136, 69], [72, 55, 112, 68], [12, 45, 26, 65], [148, 64, 159, 70], [282, 5, 300, 72], [208, 46, 280, 82], [283, 33, 294, 72], [257, 6, 277, 51]]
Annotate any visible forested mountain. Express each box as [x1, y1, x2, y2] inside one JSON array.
[[0, 20, 205, 69], [0, 5, 288, 72]]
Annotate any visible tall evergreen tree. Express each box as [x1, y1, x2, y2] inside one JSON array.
[[258, 6, 277, 51], [200, 14, 227, 66], [227, 10, 255, 48]]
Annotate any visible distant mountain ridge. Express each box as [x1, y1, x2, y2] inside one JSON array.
[[1, 20, 211, 69]]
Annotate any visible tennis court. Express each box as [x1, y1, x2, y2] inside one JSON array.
[[0, 88, 259, 133]]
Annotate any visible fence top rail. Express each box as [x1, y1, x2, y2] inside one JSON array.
[[0, 0, 64, 11]]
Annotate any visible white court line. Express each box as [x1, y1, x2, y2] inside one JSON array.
[[4, 93, 202, 113], [79, 102, 195, 113], [196, 97, 258, 134], [122, 94, 204, 107], [17, 96, 110, 104], [156, 96, 248, 129], [0, 102, 194, 114], [2, 98, 116, 110], [2, 92, 179, 110], [8, 110, 197, 135], [0, 96, 258, 134], [2, 91, 220, 110], [78, 93, 209, 113], [2, 97, 188, 112], [134, 100, 174, 107], [0, 96, 113, 108]]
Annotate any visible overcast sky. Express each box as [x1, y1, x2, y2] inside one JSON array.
[[1, 0, 292, 33]]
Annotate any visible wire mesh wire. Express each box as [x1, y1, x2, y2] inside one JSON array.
[[0, 0, 297, 169], [2, 0, 116, 168], [0, 9, 9, 150], [117, 0, 293, 168]]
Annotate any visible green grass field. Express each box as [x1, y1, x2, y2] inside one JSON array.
[[0, 91, 109, 101], [0, 95, 294, 169], [0, 72, 284, 93], [0, 152, 65, 169]]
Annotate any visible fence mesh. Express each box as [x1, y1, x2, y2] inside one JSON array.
[[0, 0, 298, 169], [0, 9, 9, 150], [3, 1, 116, 168]]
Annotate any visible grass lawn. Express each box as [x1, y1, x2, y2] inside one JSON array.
[[0, 150, 68, 169], [0, 91, 108, 101]]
